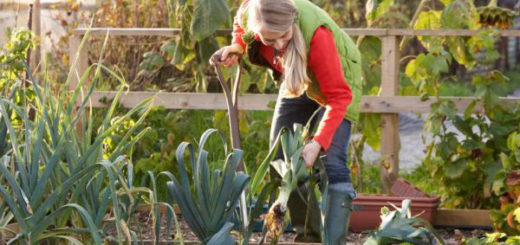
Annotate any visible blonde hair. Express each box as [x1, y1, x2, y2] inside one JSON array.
[[247, 0, 309, 97]]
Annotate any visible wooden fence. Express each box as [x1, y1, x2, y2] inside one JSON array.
[[69, 28, 520, 191]]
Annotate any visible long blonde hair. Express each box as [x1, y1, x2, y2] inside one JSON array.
[[247, 0, 309, 97]]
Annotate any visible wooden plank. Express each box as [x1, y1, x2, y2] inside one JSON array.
[[0, 2, 98, 11], [40, 2, 98, 11], [75, 28, 231, 37], [358, 96, 520, 113], [342, 28, 389, 36], [433, 208, 491, 227], [73, 27, 520, 37], [86, 92, 520, 113], [380, 36, 400, 193], [75, 28, 182, 37], [353, 29, 520, 37], [88, 91, 278, 111]]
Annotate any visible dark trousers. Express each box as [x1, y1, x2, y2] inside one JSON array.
[[269, 92, 353, 184], [268, 90, 354, 241]]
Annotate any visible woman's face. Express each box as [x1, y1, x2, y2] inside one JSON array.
[[258, 26, 293, 51]]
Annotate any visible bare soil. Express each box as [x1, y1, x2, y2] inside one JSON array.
[[108, 211, 488, 244]]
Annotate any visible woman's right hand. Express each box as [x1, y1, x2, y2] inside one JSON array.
[[210, 43, 243, 67]]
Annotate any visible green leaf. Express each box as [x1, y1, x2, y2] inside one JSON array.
[[468, 30, 501, 63], [250, 128, 284, 195], [507, 132, 517, 151], [365, 0, 378, 22], [416, 53, 450, 76], [0, 180, 29, 232], [195, 37, 219, 65], [492, 179, 504, 195], [267, 100, 276, 109], [415, 11, 443, 54], [244, 180, 279, 242], [500, 153, 511, 170], [171, 42, 194, 68], [190, 0, 230, 41], [366, 200, 442, 245], [415, 10, 442, 29], [447, 37, 476, 69], [365, 0, 394, 25], [445, 159, 467, 179], [405, 59, 417, 79], [464, 100, 477, 120], [140, 52, 166, 71], [361, 114, 381, 150], [161, 39, 177, 58], [453, 117, 474, 137], [441, 0, 478, 29], [207, 222, 236, 245], [431, 54, 450, 74], [514, 208, 520, 224], [438, 100, 456, 120], [41, 235, 82, 245]]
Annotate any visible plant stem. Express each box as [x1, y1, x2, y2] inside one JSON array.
[[400, 0, 431, 51], [276, 185, 292, 208]]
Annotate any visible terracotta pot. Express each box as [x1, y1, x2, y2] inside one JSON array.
[[349, 194, 440, 232]]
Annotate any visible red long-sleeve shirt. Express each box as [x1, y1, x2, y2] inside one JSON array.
[[232, 1, 352, 150]]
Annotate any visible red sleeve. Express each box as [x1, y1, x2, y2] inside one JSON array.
[[307, 27, 352, 151], [232, 0, 249, 52]]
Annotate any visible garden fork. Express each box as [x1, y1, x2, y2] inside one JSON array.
[[210, 51, 249, 232]]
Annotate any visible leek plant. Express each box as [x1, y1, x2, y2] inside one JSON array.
[[0, 27, 182, 244], [167, 129, 249, 244], [264, 124, 312, 243], [363, 200, 445, 245]]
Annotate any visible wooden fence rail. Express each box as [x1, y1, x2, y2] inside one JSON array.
[[69, 28, 520, 191]]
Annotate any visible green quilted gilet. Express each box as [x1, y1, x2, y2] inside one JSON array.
[[241, 0, 362, 122]]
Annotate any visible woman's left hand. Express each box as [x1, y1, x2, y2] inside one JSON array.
[[302, 140, 322, 168]]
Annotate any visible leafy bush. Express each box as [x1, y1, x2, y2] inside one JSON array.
[[489, 131, 520, 235], [423, 71, 520, 208]]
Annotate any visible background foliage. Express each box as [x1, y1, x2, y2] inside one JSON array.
[[5, 0, 520, 238]]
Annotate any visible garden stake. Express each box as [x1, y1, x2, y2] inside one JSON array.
[[210, 52, 249, 233]]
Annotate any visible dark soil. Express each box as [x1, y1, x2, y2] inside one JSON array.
[[108, 211, 487, 244]]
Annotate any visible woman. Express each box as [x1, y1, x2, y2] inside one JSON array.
[[212, 0, 362, 243]]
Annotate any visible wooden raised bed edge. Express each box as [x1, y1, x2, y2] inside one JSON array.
[[433, 208, 492, 228], [134, 203, 492, 228]]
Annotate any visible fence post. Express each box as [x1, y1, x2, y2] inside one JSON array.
[[380, 35, 400, 193], [68, 31, 88, 91], [30, 0, 41, 75], [69, 31, 89, 138]]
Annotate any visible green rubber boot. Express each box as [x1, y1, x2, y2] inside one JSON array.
[[324, 187, 353, 245], [289, 183, 322, 243], [269, 165, 322, 243]]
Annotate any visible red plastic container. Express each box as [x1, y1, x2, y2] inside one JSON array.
[[349, 194, 440, 232]]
